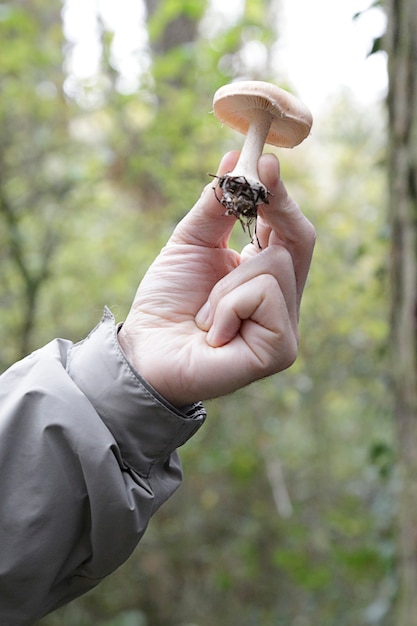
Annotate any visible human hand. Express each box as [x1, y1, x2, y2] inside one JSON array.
[[118, 152, 315, 407]]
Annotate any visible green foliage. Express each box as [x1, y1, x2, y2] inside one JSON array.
[[147, 0, 206, 43], [0, 0, 73, 363]]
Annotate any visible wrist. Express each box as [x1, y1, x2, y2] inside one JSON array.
[[117, 327, 188, 409]]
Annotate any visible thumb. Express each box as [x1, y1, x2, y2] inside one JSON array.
[[169, 151, 240, 248]]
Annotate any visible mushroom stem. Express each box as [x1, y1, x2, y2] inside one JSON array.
[[229, 109, 273, 183], [212, 108, 273, 248]]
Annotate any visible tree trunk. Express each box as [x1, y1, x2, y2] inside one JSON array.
[[386, 0, 417, 622]]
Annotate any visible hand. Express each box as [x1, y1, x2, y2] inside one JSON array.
[[118, 152, 316, 407]]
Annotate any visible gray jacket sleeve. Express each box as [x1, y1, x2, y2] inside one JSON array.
[[0, 308, 206, 625]]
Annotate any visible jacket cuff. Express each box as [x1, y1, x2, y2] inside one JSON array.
[[66, 308, 206, 476]]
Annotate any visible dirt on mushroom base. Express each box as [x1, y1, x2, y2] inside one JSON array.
[[211, 81, 312, 248], [210, 172, 271, 248]]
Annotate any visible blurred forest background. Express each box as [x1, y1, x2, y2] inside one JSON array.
[[1, 0, 414, 624]]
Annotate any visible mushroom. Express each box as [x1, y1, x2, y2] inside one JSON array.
[[212, 80, 313, 246]]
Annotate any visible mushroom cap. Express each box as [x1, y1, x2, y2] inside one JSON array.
[[213, 81, 313, 148]]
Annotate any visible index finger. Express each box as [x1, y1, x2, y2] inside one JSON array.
[[169, 151, 240, 249], [256, 153, 316, 301]]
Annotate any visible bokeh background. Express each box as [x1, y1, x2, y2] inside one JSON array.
[[1, 0, 410, 624]]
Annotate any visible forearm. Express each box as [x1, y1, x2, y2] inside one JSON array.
[[0, 308, 205, 624]]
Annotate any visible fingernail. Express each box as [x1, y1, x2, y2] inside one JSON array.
[[195, 301, 211, 328]]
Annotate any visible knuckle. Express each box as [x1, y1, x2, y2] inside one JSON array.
[[304, 218, 317, 247], [269, 245, 294, 271], [284, 338, 299, 369], [257, 272, 279, 292], [274, 335, 298, 373], [258, 331, 299, 378]]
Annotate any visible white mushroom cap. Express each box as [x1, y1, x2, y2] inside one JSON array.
[[213, 81, 313, 148]]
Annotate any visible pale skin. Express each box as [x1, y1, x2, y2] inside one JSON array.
[[118, 151, 316, 408]]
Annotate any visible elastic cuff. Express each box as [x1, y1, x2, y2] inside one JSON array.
[[66, 308, 206, 476]]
